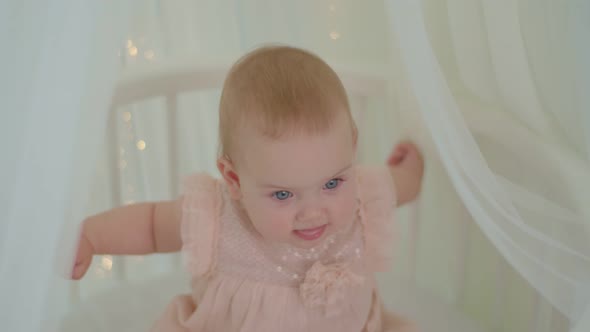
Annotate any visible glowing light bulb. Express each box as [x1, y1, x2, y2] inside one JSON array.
[[136, 140, 146, 151], [144, 50, 155, 60], [329, 31, 340, 40], [101, 256, 113, 271]]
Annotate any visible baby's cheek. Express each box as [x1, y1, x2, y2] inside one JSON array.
[[273, 210, 294, 229], [332, 193, 358, 224], [271, 217, 293, 238], [258, 209, 294, 240]]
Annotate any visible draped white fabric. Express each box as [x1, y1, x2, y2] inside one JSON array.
[[1, 1, 588, 331], [386, 0, 590, 330], [0, 1, 130, 331]]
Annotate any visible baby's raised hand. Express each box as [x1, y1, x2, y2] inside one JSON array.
[[387, 141, 425, 205], [388, 141, 424, 173], [71, 232, 95, 280]]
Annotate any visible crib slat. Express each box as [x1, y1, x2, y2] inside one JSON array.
[[452, 210, 471, 308], [492, 259, 508, 331], [532, 295, 570, 332], [69, 282, 80, 306], [531, 292, 540, 332], [166, 94, 179, 197], [108, 107, 126, 281], [166, 94, 182, 269], [551, 306, 570, 331], [408, 200, 420, 284]]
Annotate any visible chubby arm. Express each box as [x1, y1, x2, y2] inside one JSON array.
[[387, 141, 424, 206], [72, 198, 183, 279]]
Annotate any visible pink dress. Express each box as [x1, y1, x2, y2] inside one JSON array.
[[151, 166, 416, 332]]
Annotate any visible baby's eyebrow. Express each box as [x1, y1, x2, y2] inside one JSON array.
[[329, 164, 353, 178], [258, 181, 291, 190], [259, 182, 294, 190], [260, 164, 353, 190]]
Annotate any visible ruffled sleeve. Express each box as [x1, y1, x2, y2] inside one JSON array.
[[356, 166, 397, 272], [180, 173, 222, 278]]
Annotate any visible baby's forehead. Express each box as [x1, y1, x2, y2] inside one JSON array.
[[253, 161, 354, 190], [236, 123, 353, 157], [235, 127, 356, 188], [239, 108, 352, 138]]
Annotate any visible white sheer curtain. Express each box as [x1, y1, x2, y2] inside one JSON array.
[[0, 1, 130, 331], [386, 1, 590, 331]]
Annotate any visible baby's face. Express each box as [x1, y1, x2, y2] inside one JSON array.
[[233, 117, 358, 249]]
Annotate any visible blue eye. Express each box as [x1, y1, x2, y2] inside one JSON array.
[[324, 179, 341, 190], [273, 191, 292, 201]]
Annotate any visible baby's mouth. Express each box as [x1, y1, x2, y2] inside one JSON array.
[[293, 224, 327, 241]]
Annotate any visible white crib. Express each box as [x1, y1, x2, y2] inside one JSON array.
[[60, 58, 577, 332]]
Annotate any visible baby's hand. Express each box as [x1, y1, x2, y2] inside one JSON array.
[[387, 141, 425, 205], [388, 141, 424, 172], [71, 232, 95, 280]]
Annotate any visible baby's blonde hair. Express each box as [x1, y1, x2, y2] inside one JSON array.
[[218, 45, 356, 159]]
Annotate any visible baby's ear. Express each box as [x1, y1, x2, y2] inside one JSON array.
[[217, 157, 242, 200]]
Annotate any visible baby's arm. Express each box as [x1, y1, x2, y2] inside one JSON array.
[[71, 198, 183, 279], [387, 141, 424, 206]]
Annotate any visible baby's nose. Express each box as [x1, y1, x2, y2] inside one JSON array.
[[296, 208, 326, 224]]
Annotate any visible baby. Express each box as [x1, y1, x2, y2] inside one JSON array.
[[73, 45, 424, 331]]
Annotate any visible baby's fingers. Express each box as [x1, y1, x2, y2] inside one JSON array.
[[71, 258, 91, 280]]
